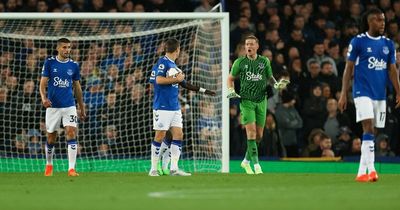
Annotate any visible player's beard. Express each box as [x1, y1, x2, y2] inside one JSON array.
[[62, 53, 70, 59]]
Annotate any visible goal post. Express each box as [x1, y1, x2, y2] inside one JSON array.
[[0, 12, 230, 173]]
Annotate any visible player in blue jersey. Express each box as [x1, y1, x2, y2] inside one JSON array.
[[338, 8, 400, 182], [39, 38, 86, 177], [148, 38, 215, 176]]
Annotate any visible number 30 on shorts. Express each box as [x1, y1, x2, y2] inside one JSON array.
[[69, 115, 78, 123]]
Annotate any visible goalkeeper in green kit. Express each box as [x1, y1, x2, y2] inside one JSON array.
[[227, 35, 289, 174]]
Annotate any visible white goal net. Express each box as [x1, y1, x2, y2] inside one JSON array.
[[0, 13, 229, 173]]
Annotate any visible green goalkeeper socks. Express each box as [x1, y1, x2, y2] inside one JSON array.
[[247, 140, 259, 164]]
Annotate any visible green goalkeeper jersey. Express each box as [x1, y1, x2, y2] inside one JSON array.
[[230, 55, 273, 103]]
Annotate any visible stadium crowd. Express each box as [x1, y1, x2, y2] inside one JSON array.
[[0, 0, 400, 159]]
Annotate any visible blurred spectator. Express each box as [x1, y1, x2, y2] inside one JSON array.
[[194, 0, 215, 12], [100, 43, 126, 73], [0, 86, 13, 148], [322, 149, 335, 157], [99, 91, 121, 128], [310, 133, 333, 157], [339, 20, 359, 49], [394, 0, 400, 22], [323, 98, 350, 143], [122, 84, 152, 154], [100, 124, 120, 156], [229, 104, 245, 157], [302, 83, 327, 141], [299, 59, 322, 99], [20, 0, 37, 12], [306, 41, 338, 76], [121, 1, 134, 12], [90, 0, 107, 12], [347, 137, 362, 156], [261, 29, 285, 55], [321, 83, 331, 99], [5, 0, 20, 12], [319, 61, 340, 95], [261, 112, 286, 157], [103, 64, 119, 93], [16, 80, 41, 129], [198, 102, 221, 155], [302, 128, 325, 157], [97, 143, 111, 157], [0, 2, 4, 12], [333, 126, 353, 157], [375, 134, 396, 157], [26, 129, 42, 155], [323, 21, 338, 45], [230, 16, 254, 53], [252, 0, 268, 23], [13, 131, 28, 154], [275, 90, 303, 157], [84, 79, 105, 140], [348, 2, 362, 24]]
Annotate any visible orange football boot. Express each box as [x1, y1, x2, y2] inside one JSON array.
[[368, 171, 378, 182], [355, 174, 369, 182], [44, 165, 53, 177], [68, 169, 79, 177]]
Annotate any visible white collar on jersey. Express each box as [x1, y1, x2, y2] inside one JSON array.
[[164, 55, 176, 64], [56, 56, 70, 63], [365, 32, 381, 40]]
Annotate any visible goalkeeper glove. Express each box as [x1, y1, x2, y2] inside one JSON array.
[[273, 79, 290, 90], [227, 87, 241, 98]]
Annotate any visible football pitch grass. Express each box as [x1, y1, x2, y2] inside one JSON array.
[[1, 172, 400, 210]]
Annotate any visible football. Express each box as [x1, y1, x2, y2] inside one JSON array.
[[166, 67, 182, 77]]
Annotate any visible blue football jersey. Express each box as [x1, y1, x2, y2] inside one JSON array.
[[41, 56, 80, 108], [347, 33, 396, 100], [151, 56, 185, 111]]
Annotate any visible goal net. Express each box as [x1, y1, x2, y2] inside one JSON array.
[[0, 13, 229, 173]]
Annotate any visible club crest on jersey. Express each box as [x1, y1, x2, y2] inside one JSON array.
[[382, 46, 389, 55], [67, 69, 73, 76], [258, 63, 265, 69], [158, 64, 165, 70]]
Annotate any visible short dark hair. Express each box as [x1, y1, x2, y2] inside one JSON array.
[[321, 61, 332, 69], [57, 38, 70, 44], [361, 8, 383, 32], [245, 35, 259, 43], [164, 38, 180, 53]]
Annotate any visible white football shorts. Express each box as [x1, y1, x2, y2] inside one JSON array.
[[46, 106, 78, 133], [153, 109, 183, 130], [354, 96, 386, 128]]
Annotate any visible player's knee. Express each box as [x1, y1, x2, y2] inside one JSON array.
[[247, 130, 257, 139], [256, 135, 263, 143], [47, 132, 57, 144], [65, 129, 76, 139], [154, 131, 166, 142], [362, 120, 374, 133], [173, 132, 183, 140]]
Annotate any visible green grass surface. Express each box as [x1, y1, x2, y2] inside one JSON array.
[[1, 172, 399, 210]]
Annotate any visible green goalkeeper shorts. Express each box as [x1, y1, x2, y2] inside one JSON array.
[[239, 98, 267, 127]]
